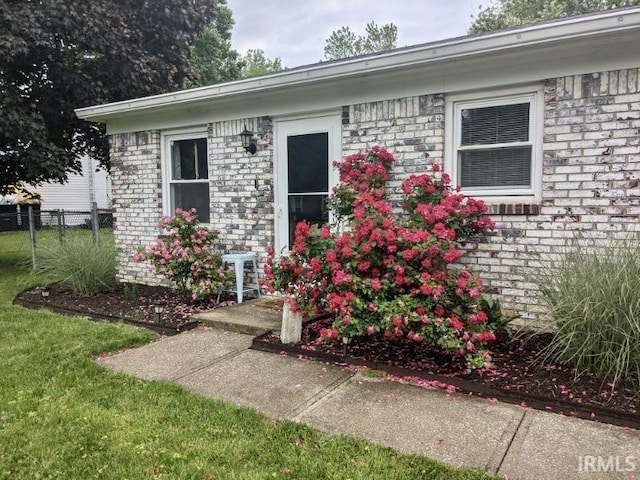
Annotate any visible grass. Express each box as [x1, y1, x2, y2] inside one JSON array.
[[33, 230, 117, 295], [0, 231, 496, 479], [536, 237, 640, 387]]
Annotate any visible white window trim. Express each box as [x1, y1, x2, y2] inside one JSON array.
[[444, 86, 543, 203], [160, 128, 210, 222]]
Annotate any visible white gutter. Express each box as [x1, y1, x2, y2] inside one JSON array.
[[75, 8, 640, 122]]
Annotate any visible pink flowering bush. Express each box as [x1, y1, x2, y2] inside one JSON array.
[[133, 208, 227, 301], [402, 164, 494, 241], [264, 146, 498, 369]]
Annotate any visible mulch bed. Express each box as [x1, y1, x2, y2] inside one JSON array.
[[14, 283, 640, 429], [252, 316, 640, 430], [13, 282, 234, 335]]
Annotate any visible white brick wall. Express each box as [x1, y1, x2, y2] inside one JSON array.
[[109, 68, 640, 318], [111, 119, 275, 285], [109, 131, 165, 285], [461, 69, 640, 317], [340, 70, 640, 317], [208, 117, 275, 266]]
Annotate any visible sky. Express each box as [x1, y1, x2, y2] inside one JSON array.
[[226, 0, 484, 69]]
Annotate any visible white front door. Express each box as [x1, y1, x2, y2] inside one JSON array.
[[274, 114, 341, 253]]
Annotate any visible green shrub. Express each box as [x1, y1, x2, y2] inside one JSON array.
[[477, 297, 514, 337], [123, 282, 140, 299], [535, 237, 640, 387], [36, 234, 117, 296]]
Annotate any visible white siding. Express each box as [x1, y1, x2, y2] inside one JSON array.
[[93, 163, 112, 210], [34, 156, 111, 211]]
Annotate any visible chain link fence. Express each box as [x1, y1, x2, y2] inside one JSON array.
[[0, 203, 113, 269]]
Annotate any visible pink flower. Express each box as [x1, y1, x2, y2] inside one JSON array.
[[443, 248, 462, 263], [473, 331, 496, 342], [325, 328, 339, 340], [310, 257, 322, 274], [320, 224, 331, 239], [357, 261, 371, 272], [132, 252, 145, 262], [341, 246, 354, 257], [401, 249, 419, 261], [333, 270, 352, 285], [449, 317, 463, 332]]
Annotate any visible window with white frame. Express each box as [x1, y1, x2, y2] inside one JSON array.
[[164, 133, 210, 223], [449, 91, 540, 198]]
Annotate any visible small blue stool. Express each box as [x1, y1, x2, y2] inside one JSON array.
[[220, 253, 261, 303]]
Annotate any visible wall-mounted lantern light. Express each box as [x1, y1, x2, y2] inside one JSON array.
[[239, 125, 257, 155]]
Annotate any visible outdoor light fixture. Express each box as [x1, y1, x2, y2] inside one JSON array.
[[342, 336, 352, 356], [152, 300, 166, 325], [41, 286, 50, 300], [239, 125, 257, 155]]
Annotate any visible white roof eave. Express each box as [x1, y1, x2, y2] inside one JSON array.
[[75, 8, 640, 123]]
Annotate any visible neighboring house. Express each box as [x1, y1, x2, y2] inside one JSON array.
[[28, 155, 111, 227], [76, 8, 640, 318], [0, 155, 111, 229], [32, 155, 112, 212]]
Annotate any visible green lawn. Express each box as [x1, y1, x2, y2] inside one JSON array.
[[0, 231, 497, 479]]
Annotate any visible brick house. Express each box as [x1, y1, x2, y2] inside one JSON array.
[[76, 8, 640, 318]]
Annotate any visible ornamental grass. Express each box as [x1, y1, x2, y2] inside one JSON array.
[[536, 236, 640, 387]]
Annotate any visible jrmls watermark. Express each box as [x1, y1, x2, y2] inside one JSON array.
[[578, 455, 637, 473]]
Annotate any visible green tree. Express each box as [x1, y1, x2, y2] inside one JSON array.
[[0, 0, 215, 193], [469, 0, 640, 33], [188, 0, 243, 86], [323, 21, 397, 60], [240, 49, 284, 78]]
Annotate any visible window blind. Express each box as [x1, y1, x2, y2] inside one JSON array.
[[461, 103, 530, 146], [459, 147, 531, 188]]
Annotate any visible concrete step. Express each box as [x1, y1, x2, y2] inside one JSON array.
[[193, 296, 283, 336]]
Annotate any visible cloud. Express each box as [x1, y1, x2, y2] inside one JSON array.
[[227, 0, 482, 68]]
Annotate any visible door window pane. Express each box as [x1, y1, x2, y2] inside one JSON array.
[[288, 194, 328, 247], [287, 133, 328, 193]]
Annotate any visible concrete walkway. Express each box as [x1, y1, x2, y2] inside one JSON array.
[[98, 328, 640, 480]]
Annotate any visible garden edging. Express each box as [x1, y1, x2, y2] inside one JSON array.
[[251, 329, 640, 431], [13, 289, 199, 336]]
